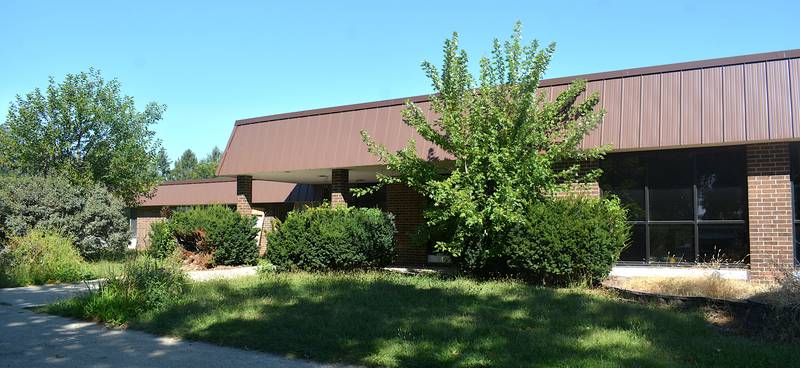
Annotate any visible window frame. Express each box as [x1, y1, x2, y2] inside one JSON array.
[[789, 143, 800, 265], [601, 147, 748, 266]]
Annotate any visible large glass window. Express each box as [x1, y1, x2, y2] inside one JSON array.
[[600, 147, 748, 265]]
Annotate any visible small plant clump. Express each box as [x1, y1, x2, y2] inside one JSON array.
[[146, 220, 176, 259], [0, 230, 91, 287], [47, 253, 187, 325]]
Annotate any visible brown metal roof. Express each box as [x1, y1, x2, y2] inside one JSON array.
[[218, 49, 800, 179], [138, 178, 318, 207]]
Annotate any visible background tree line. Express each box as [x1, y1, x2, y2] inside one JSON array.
[[0, 69, 222, 257]]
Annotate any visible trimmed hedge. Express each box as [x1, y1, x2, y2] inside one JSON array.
[[462, 196, 630, 285], [266, 206, 396, 271], [166, 205, 259, 266]]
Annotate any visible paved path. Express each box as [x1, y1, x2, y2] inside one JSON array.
[[0, 272, 356, 368], [0, 281, 102, 308], [187, 266, 257, 281]]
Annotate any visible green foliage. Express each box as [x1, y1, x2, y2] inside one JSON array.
[[359, 23, 609, 265], [49, 254, 186, 325], [146, 221, 177, 259], [256, 259, 279, 275], [0, 230, 90, 287], [154, 147, 172, 179], [0, 175, 129, 259], [169, 149, 198, 180], [462, 197, 629, 285], [0, 195, 8, 244], [168, 146, 222, 181], [266, 206, 396, 271], [168, 205, 259, 266], [0, 69, 166, 204]]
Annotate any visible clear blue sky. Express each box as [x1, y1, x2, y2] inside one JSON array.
[[1, 0, 798, 161]]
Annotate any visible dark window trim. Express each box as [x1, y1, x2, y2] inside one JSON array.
[[601, 146, 748, 265], [788, 143, 800, 265]]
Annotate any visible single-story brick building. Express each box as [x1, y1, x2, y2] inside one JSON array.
[[142, 49, 800, 281], [130, 178, 326, 253]]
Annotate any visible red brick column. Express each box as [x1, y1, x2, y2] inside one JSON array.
[[257, 204, 281, 256], [386, 183, 428, 264], [747, 143, 795, 281], [236, 175, 253, 216], [331, 169, 349, 207]]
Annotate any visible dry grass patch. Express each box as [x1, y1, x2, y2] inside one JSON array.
[[608, 274, 770, 301], [749, 270, 800, 307]]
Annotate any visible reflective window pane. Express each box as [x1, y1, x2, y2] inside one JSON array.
[[649, 225, 695, 263], [648, 154, 693, 220], [795, 183, 800, 221], [600, 155, 646, 221], [698, 224, 748, 263], [696, 151, 746, 220], [619, 224, 646, 262]]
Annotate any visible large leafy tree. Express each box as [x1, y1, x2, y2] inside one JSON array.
[[361, 23, 608, 258], [168, 146, 221, 180], [0, 69, 165, 205]]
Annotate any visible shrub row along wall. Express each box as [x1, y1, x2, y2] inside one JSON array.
[[138, 143, 797, 281]]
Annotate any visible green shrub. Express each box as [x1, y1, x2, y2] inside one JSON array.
[[0, 230, 90, 287], [267, 206, 396, 271], [256, 259, 278, 275], [169, 205, 259, 266], [462, 196, 629, 285], [147, 221, 177, 259], [0, 175, 129, 259], [53, 254, 187, 325]]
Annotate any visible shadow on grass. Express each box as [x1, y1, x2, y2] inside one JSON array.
[[129, 274, 798, 368]]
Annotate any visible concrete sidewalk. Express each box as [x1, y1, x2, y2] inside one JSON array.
[[0, 281, 102, 308], [0, 306, 352, 368]]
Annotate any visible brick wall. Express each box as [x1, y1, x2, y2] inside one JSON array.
[[385, 183, 428, 265], [331, 169, 349, 207], [134, 207, 165, 250], [558, 182, 601, 198], [255, 203, 286, 256], [556, 160, 601, 198], [746, 143, 796, 281], [236, 176, 253, 215]]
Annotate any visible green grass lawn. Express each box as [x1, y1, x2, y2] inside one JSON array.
[[84, 260, 125, 279], [46, 272, 799, 367]]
